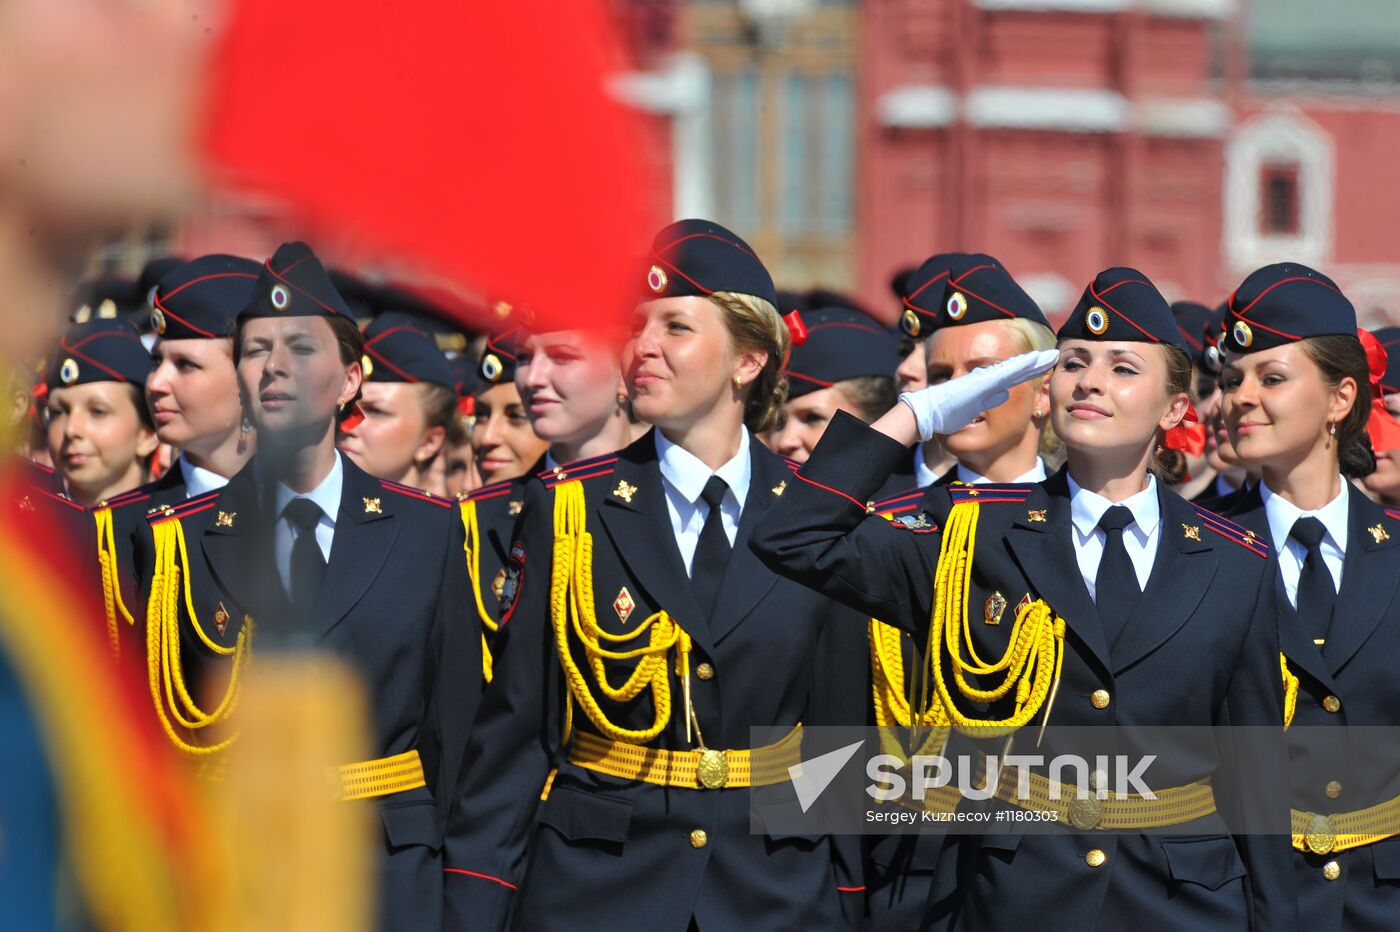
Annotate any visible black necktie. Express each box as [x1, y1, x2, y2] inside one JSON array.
[[1289, 516, 1336, 641], [690, 476, 731, 620], [1095, 505, 1141, 648], [284, 498, 327, 615]]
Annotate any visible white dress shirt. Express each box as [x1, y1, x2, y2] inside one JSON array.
[[1067, 473, 1161, 600], [179, 457, 231, 500], [655, 429, 751, 576], [1261, 478, 1348, 610], [955, 458, 1048, 487], [913, 442, 942, 488], [274, 452, 344, 593]]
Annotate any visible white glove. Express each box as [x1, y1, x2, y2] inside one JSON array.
[[899, 349, 1059, 441]]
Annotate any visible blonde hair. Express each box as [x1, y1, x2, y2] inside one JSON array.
[[1000, 317, 1061, 462], [708, 291, 791, 433]]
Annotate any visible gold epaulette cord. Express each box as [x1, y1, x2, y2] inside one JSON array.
[[875, 501, 1067, 763], [549, 480, 701, 749], [94, 506, 135, 658], [460, 499, 499, 683], [147, 514, 251, 756]]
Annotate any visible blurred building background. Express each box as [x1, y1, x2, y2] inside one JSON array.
[[98, 0, 1400, 328], [617, 0, 1400, 324]]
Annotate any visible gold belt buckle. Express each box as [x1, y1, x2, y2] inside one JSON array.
[[1305, 813, 1336, 855], [697, 748, 729, 789], [1067, 796, 1103, 831]]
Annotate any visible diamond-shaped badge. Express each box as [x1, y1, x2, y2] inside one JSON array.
[[613, 586, 636, 624]]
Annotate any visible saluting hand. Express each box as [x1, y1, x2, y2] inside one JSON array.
[[885, 349, 1060, 444]]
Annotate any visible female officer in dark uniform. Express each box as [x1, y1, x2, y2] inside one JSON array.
[[460, 306, 641, 683], [93, 254, 260, 662], [1218, 263, 1400, 930], [754, 268, 1296, 931], [442, 219, 865, 931], [135, 242, 480, 932], [859, 254, 1058, 930]]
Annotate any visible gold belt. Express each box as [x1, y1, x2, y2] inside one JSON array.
[[982, 764, 1216, 830], [568, 725, 803, 790], [337, 749, 427, 801], [1292, 796, 1400, 855]]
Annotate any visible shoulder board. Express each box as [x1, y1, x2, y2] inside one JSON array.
[[542, 457, 618, 488], [26, 487, 86, 513], [378, 479, 451, 508], [1192, 505, 1269, 558], [463, 477, 518, 503], [94, 483, 158, 513], [872, 486, 925, 517], [535, 452, 620, 481], [148, 489, 222, 525], [947, 484, 1034, 504]]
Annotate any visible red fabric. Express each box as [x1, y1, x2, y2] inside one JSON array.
[[201, 0, 659, 335], [784, 310, 809, 346], [1359, 329, 1400, 453], [1164, 402, 1204, 456]]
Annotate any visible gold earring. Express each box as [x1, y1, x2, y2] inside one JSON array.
[[734, 376, 743, 389]]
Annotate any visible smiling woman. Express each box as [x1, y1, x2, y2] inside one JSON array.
[[43, 319, 157, 508], [754, 267, 1296, 931], [1214, 265, 1400, 928], [442, 219, 870, 931]]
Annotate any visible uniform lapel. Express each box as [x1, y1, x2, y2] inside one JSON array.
[[199, 464, 284, 622], [1108, 487, 1216, 673], [595, 436, 715, 658], [1230, 486, 1338, 693], [309, 458, 397, 643], [1323, 492, 1400, 674], [706, 442, 783, 644], [1004, 472, 1113, 676]]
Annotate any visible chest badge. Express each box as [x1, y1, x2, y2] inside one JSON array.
[[1027, 509, 1047, 523], [613, 480, 637, 504], [1182, 523, 1201, 541], [613, 586, 636, 624], [216, 510, 236, 528], [214, 602, 230, 636], [1369, 523, 1390, 544], [491, 567, 508, 602], [363, 497, 382, 514], [984, 591, 1007, 625]]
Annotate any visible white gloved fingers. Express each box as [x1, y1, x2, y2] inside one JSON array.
[[899, 350, 1059, 442]]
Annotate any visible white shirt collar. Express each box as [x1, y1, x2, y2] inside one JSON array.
[[178, 457, 231, 500], [1067, 472, 1161, 541], [956, 458, 1047, 486], [274, 451, 344, 527], [655, 428, 752, 511], [913, 442, 942, 488], [1261, 477, 1349, 555]]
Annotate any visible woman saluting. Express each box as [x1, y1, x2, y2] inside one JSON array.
[[1218, 264, 1400, 930], [443, 219, 865, 930], [754, 269, 1296, 930], [136, 242, 480, 932]]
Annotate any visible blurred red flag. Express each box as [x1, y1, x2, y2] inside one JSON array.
[[201, 0, 659, 333]]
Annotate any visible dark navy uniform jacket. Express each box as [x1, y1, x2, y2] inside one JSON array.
[[133, 454, 482, 932], [442, 430, 866, 932], [1228, 485, 1400, 931], [753, 412, 1297, 931]]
